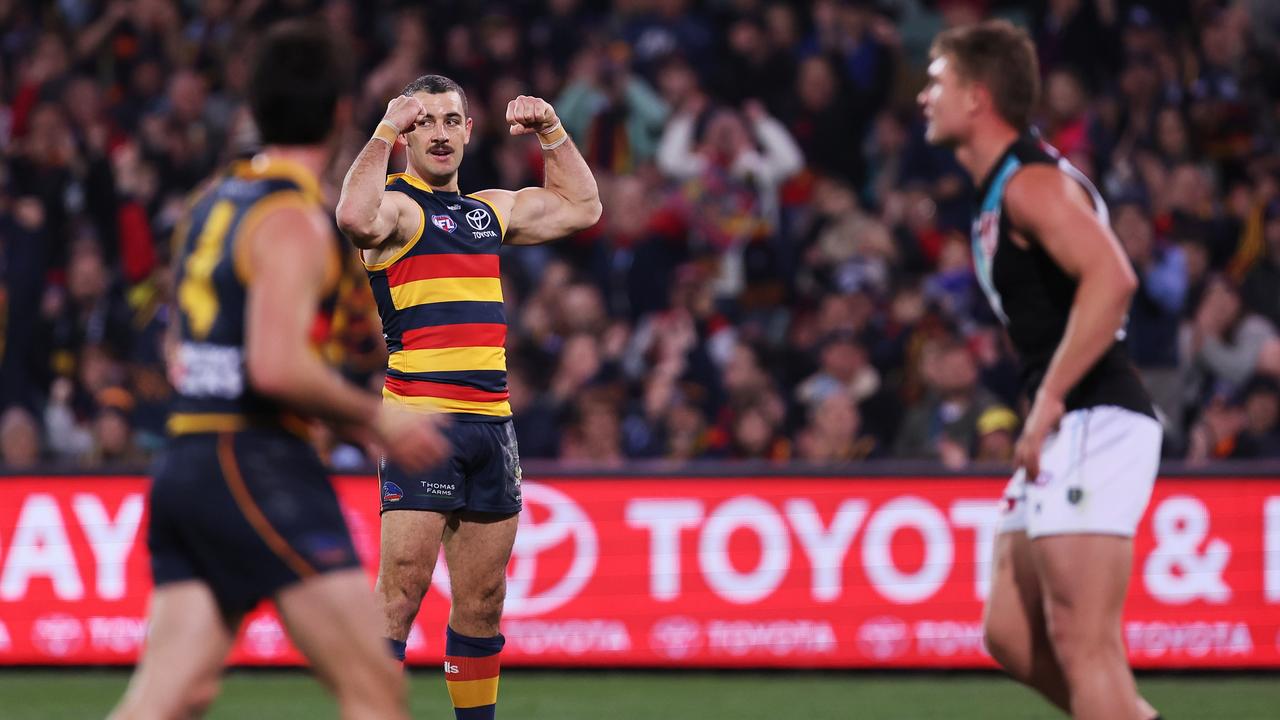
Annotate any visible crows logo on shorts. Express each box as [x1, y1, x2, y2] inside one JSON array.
[[382, 481, 404, 503]]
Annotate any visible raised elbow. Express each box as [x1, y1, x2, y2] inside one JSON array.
[[335, 207, 378, 248], [582, 198, 603, 229]]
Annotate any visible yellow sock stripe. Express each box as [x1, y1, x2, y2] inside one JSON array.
[[446, 677, 500, 709]]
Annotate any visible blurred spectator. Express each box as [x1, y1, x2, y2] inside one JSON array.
[[724, 399, 790, 462], [1118, 202, 1186, 368], [557, 45, 669, 173], [85, 388, 144, 466], [0, 406, 41, 470], [895, 339, 998, 466], [1238, 201, 1280, 330], [713, 13, 794, 112], [1233, 378, 1280, 459], [796, 390, 878, 463], [560, 391, 624, 466], [1181, 277, 1280, 398], [786, 55, 863, 185], [974, 405, 1019, 464], [44, 376, 94, 460], [656, 98, 803, 233], [1117, 200, 1186, 432]]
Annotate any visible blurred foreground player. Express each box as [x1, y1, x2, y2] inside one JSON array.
[[920, 20, 1162, 720], [110, 22, 446, 720], [336, 76, 601, 719]]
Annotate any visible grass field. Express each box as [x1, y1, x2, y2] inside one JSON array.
[[1, 670, 1277, 719]]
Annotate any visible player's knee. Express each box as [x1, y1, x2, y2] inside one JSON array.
[[1044, 602, 1114, 671], [378, 564, 432, 618], [456, 579, 505, 628], [982, 617, 1017, 671], [335, 656, 405, 714], [381, 589, 423, 626]]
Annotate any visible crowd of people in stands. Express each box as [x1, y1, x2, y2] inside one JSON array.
[[1, 0, 1278, 469]]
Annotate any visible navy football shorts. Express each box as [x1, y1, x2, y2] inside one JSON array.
[[148, 431, 361, 618], [379, 419, 522, 515]]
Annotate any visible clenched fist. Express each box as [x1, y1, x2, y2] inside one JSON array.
[[382, 95, 428, 134], [505, 95, 559, 136]]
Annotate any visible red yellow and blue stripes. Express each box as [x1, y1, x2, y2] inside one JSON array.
[[366, 179, 511, 420], [444, 627, 504, 720]]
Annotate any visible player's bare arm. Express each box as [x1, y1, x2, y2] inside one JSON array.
[[472, 95, 603, 245], [1003, 165, 1139, 477], [243, 206, 446, 471], [336, 95, 427, 252]]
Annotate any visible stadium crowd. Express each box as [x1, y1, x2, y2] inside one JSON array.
[[1, 0, 1279, 470]]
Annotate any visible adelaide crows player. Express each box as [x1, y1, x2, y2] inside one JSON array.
[[920, 20, 1163, 720], [110, 23, 446, 720], [336, 76, 601, 719]]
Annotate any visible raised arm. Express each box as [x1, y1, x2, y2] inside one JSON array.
[[473, 95, 602, 246], [1004, 165, 1139, 477], [336, 96, 426, 249]]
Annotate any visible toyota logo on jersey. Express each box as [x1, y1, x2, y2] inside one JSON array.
[[431, 482, 597, 617], [466, 208, 491, 231]]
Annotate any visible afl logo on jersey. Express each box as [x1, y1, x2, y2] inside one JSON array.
[[431, 214, 457, 233], [466, 208, 491, 231]]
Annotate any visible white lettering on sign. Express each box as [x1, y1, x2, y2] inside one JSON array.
[[705, 620, 836, 657], [949, 500, 1000, 600], [1, 494, 84, 600], [915, 620, 986, 657], [1143, 496, 1231, 604], [699, 496, 790, 604], [861, 497, 953, 604], [503, 619, 631, 656], [627, 495, 993, 605], [626, 499, 704, 601], [1124, 621, 1253, 658], [87, 616, 147, 653], [73, 494, 144, 601], [786, 498, 867, 602]]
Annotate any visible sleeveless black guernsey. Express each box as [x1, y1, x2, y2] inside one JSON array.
[[971, 133, 1154, 418]]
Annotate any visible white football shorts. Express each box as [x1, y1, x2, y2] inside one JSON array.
[[997, 405, 1162, 538]]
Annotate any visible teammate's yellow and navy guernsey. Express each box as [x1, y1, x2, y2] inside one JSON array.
[[150, 156, 360, 616], [367, 173, 523, 516]]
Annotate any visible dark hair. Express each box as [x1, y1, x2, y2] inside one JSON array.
[[930, 19, 1040, 131], [402, 74, 469, 117], [248, 21, 350, 146]]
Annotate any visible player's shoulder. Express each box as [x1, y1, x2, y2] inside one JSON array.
[[467, 188, 515, 212], [1003, 164, 1085, 227], [466, 189, 513, 235]]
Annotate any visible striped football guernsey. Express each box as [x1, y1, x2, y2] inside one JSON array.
[[364, 173, 511, 420]]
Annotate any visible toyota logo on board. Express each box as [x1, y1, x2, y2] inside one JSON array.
[[650, 616, 703, 660], [856, 616, 912, 661], [33, 614, 85, 658], [432, 483, 598, 617], [243, 614, 288, 658]]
